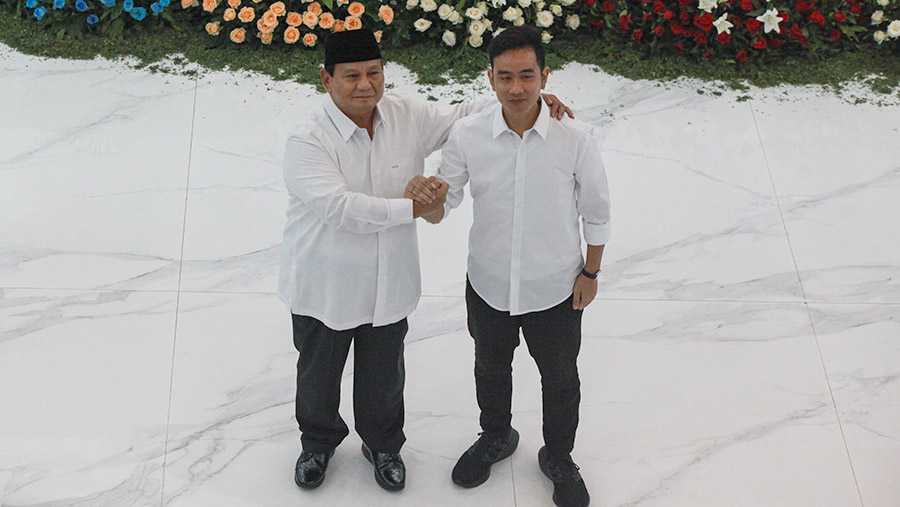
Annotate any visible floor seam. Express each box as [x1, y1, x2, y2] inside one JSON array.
[[159, 75, 200, 507], [750, 102, 864, 507]]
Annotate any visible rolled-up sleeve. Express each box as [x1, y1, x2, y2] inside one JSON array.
[[283, 135, 413, 234], [574, 134, 611, 246]]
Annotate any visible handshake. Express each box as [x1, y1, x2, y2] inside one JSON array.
[[406, 175, 448, 223]]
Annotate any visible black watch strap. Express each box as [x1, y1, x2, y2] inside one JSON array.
[[581, 268, 599, 280]]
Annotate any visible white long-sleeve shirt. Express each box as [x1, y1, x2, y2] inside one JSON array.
[[279, 93, 487, 330], [438, 102, 611, 316]]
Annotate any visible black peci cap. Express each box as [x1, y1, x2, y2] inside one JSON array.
[[324, 28, 383, 68]]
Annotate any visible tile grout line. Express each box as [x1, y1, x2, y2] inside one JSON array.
[[159, 76, 200, 507], [509, 458, 518, 507], [749, 103, 864, 507]]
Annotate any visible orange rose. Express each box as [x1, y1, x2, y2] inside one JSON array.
[[181, 0, 192, 8], [258, 31, 273, 43], [347, 1, 364, 16], [373, 29, 382, 42], [269, 1, 285, 15], [344, 15, 362, 30], [238, 6, 255, 22], [261, 9, 277, 25], [257, 16, 276, 33], [302, 32, 317, 46], [318, 12, 334, 29], [302, 11, 318, 28], [202, 0, 217, 12], [223, 7, 236, 20], [332, 18, 345, 31], [230, 27, 246, 42], [286, 11, 302, 26], [306, 1, 321, 14], [378, 5, 393, 24], [226, 0, 239, 7], [280, 26, 298, 43], [205, 22, 220, 34]]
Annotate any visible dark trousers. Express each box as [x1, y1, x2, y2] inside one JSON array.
[[292, 314, 407, 454], [466, 280, 583, 459]]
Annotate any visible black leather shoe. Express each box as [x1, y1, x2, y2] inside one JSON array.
[[451, 428, 519, 488], [538, 446, 590, 507], [361, 443, 406, 491], [294, 450, 334, 490]]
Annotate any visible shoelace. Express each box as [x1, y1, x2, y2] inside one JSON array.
[[546, 456, 582, 482], [469, 432, 509, 462]]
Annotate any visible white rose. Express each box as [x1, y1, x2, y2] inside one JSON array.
[[871, 10, 884, 24], [466, 6, 482, 18], [438, 3, 452, 19], [876, 0, 889, 6], [698, 0, 716, 13], [535, 10, 554, 27], [469, 19, 486, 35], [514, 16, 525, 25], [449, 10, 463, 23], [874, 30, 887, 43], [406, 0, 418, 7], [560, 0, 574, 5], [517, 0, 531, 7], [888, 19, 900, 37], [565, 13, 579, 30], [535, 1, 544, 8], [493, 26, 505, 35], [421, 0, 437, 11], [550, 4, 561, 16], [483, 18, 492, 28], [503, 6, 521, 20], [468, 34, 484, 47], [414, 17, 433, 30], [490, 0, 506, 6], [442, 30, 457, 46], [541, 30, 552, 43]]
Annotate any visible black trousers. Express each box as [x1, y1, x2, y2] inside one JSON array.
[[466, 280, 583, 459], [292, 314, 407, 454]]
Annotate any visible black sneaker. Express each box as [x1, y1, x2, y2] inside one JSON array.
[[538, 446, 590, 507], [451, 428, 519, 488]]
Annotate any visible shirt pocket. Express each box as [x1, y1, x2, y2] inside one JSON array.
[[383, 154, 416, 198]]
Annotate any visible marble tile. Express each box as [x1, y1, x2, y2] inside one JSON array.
[[162, 293, 514, 506], [751, 95, 900, 303], [0, 58, 196, 291], [0, 288, 176, 506], [506, 299, 859, 506], [810, 303, 900, 507]]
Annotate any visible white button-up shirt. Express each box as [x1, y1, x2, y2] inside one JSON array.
[[439, 102, 611, 315], [279, 93, 487, 330]]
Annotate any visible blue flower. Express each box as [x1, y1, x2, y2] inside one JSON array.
[[87, 13, 99, 22], [26, 0, 37, 8], [34, 5, 46, 18], [150, 2, 162, 14], [159, 0, 169, 6], [100, 0, 115, 6], [122, 0, 132, 10], [53, 0, 64, 8], [130, 6, 146, 19], [75, 0, 87, 10]]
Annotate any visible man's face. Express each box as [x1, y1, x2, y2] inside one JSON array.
[[320, 59, 385, 118], [488, 47, 549, 117]]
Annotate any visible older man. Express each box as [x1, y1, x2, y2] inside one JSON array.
[[280, 28, 571, 492]]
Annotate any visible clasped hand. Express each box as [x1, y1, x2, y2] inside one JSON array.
[[406, 175, 448, 220]]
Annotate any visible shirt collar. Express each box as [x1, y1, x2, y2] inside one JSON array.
[[323, 93, 385, 142], [491, 99, 550, 139]]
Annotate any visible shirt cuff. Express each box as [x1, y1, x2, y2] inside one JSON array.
[[583, 221, 611, 246], [387, 198, 414, 227]]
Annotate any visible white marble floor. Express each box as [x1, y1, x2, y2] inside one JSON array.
[[1, 42, 898, 507]]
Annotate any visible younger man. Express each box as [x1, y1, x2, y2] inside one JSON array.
[[411, 26, 611, 507]]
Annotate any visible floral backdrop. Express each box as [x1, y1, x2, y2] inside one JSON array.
[[9, 0, 900, 59]]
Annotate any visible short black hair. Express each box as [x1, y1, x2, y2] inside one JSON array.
[[487, 26, 545, 70]]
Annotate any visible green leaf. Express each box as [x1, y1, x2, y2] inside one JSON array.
[[455, 0, 465, 11], [321, 0, 332, 10]]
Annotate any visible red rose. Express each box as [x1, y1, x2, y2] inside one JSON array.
[[797, 35, 808, 44], [678, 0, 691, 7], [643, 12, 652, 21], [735, 49, 748, 62], [591, 18, 605, 27], [585, 0, 596, 5], [702, 50, 711, 57], [746, 18, 761, 34], [849, 3, 861, 13], [632, 29, 644, 41], [679, 11, 690, 25], [833, 12, 846, 22], [654, 25, 665, 35], [771, 37, 783, 48], [829, 29, 841, 40], [739, 0, 753, 11], [694, 12, 714, 31], [796, 0, 814, 12], [641, 0, 650, 4], [717, 32, 732, 44], [694, 32, 708, 44], [674, 42, 684, 52], [652, 0, 666, 13], [619, 14, 631, 32], [732, 15, 742, 26], [789, 23, 803, 39], [684, 27, 695, 37], [670, 21, 684, 34], [778, 12, 790, 22], [809, 11, 825, 26], [752, 36, 767, 48], [664, 10, 674, 19], [601, 0, 614, 11]]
